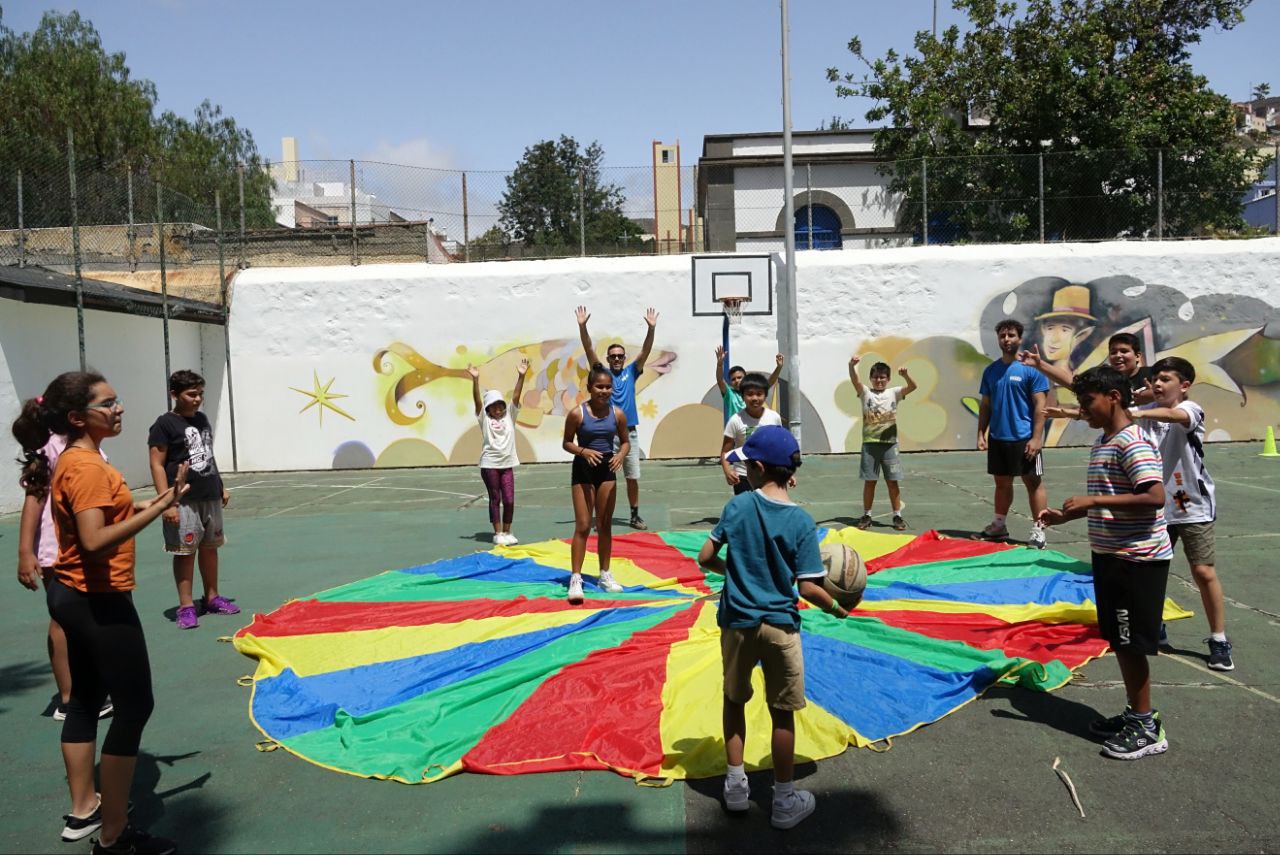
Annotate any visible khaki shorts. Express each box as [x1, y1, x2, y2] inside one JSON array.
[[1168, 521, 1215, 566], [163, 498, 226, 555], [720, 623, 806, 711], [612, 426, 642, 481]]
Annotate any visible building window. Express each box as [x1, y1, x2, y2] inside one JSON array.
[[794, 204, 842, 249], [661, 150, 670, 164], [326, 215, 339, 226]]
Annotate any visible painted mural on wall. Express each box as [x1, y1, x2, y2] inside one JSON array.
[[833, 275, 1280, 451], [281, 272, 1279, 470]]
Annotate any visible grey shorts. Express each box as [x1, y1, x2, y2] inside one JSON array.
[[163, 498, 226, 554], [860, 442, 905, 481], [1168, 521, 1215, 566], [613, 426, 642, 481]]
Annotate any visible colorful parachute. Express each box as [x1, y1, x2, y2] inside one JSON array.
[[233, 529, 1190, 784]]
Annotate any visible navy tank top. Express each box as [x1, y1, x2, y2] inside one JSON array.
[[576, 402, 617, 453]]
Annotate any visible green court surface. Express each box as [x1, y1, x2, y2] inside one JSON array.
[[2, 444, 1278, 853]]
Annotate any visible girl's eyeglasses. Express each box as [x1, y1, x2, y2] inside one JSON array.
[[87, 398, 123, 411]]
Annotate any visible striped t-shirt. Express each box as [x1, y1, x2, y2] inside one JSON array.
[[1086, 425, 1172, 562]]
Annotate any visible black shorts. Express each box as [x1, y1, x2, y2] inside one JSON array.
[[732, 480, 754, 496], [987, 438, 1044, 477], [571, 453, 616, 486], [1092, 553, 1170, 656]]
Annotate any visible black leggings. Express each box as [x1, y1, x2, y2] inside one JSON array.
[[47, 580, 154, 756]]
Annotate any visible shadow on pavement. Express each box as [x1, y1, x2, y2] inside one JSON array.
[[129, 750, 221, 849], [0, 660, 51, 715], [985, 685, 1101, 741], [448, 800, 684, 853]]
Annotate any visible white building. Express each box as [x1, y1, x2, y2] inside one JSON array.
[[696, 129, 910, 252]]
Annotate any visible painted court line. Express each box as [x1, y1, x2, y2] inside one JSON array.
[[1215, 477, 1280, 495], [1163, 654, 1280, 706], [263, 477, 386, 518]]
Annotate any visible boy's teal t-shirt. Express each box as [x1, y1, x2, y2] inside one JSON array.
[[722, 386, 745, 419], [709, 492, 826, 629]]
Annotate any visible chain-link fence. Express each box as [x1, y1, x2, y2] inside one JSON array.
[[3, 134, 1278, 305]]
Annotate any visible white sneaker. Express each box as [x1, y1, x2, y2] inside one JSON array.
[[724, 776, 750, 812], [770, 788, 816, 829], [503, 532, 519, 545], [1028, 524, 1047, 550], [567, 574, 584, 604], [598, 570, 624, 593], [492, 532, 509, 546]]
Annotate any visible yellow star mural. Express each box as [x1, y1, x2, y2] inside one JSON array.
[[640, 399, 659, 420], [290, 371, 356, 425]]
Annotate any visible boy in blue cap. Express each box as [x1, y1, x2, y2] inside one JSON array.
[[698, 425, 848, 829]]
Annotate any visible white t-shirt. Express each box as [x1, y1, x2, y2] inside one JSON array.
[[1143, 401, 1215, 524], [861, 386, 903, 444], [478, 405, 521, 469], [723, 407, 784, 477]]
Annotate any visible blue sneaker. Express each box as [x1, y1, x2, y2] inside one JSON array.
[[1206, 637, 1234, 671]]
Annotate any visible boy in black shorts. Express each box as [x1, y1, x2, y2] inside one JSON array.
[[1038, 366, 1172, 760], [977, 319, 1049, 547]]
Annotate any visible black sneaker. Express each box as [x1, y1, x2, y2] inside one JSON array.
[[892, 515, 907, 531], [629, 514, 648, 531], [1206, 637, 1234, 671], [1101, 715, 1168, 760], [1088, 707, 1161, 737], [856, 514, 873, 530], [91, 826, 177, 855]]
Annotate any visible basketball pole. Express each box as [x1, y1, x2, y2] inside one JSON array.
[[779, 0, 802, 443]]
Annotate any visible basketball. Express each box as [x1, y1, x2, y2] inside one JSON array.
[[820, 542, 866, 609]]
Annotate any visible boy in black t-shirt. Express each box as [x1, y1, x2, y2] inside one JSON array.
[[148, 370, 237, 629]]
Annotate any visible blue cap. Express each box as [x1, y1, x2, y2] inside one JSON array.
[[725, 425, 800, 468]]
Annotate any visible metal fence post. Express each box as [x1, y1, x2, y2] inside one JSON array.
[[237, 163, 246, 269], [16, 169, 26, 268], [921, 157, 929, 246], [1038, 154, 1045, 242], [349, 159, 359, 265], [1156, 149, 1164, 240], [805, 163, 814, 250], [1274, 142, 1279, 236], [67, 129, 86, 371], [156, 183, 171, 390], [126, 167, 137, 271], [216, 189, 239, 471], [461, 171, 470, 262], [578, 169, 586, 257]]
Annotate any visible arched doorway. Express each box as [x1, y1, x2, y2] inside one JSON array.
[[795, 204, 843, 249]]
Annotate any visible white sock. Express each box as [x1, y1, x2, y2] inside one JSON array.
[[774, 780, 795, 798], [993, 513, 1008, 526], [1210, 631, 1227, 642], [726, 763, 747, 783], [863, 506, 873, 515]]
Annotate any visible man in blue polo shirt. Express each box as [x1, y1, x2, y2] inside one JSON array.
[[577, 305, 658, 530], [977, 318, 1049, 548]]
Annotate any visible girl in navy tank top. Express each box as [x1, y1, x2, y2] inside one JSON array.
[[562, 364, 631, 603]]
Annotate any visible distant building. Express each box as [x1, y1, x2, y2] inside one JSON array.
[[696, 129, 909, 252], [269, 136, 393, 228], [652, 140, 683, 253], [1235, 97, 1280, 135], [1242, 160, 1277, 231]]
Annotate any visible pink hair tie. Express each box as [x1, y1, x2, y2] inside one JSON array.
[[35, 396, 44, 405]]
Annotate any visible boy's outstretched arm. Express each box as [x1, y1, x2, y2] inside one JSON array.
[[767, 354, 784, 389], [467, 365, 482, 415], [635, 307, 658, 373], [1018, 344, 1074, 388], [897, 366, 918, 399], [798, 578, 848, 618], [847, 355, 865, 397], [714, 346, 729, 396], [1128, 405, 1190, 425]]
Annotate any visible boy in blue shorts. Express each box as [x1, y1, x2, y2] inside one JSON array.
[[698, 426, 848, 828], [1038, 366, 1172, 760]]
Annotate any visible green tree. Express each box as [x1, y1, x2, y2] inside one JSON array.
[[1251, 82, 1271, 101], [827, 0, 1256, 242], [0, 9, 272, 229], [497, 136, 640, 249]]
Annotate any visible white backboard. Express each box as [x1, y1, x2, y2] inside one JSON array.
[[691, 254, 775, 317]]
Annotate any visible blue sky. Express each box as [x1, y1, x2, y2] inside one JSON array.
[[4, 0, 1277, 170]]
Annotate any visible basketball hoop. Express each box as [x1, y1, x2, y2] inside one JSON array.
[[719, 297, 745, 327]]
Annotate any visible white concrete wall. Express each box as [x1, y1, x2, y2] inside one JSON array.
[[733, 163, 902, 232], [0, 304, 215, 513], [208, 239, 1280, 477]]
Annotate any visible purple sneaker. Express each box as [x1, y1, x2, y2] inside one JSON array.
[[201, 595, 241, 616], [176, 605, 199, 630]]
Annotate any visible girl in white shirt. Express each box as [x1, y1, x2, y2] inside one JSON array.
[[469, 359, 528, 545]]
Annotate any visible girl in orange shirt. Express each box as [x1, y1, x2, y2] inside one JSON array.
[[14, 372, 187, 855]]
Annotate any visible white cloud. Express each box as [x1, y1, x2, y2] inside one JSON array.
[[366, 137, 456, 171]]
